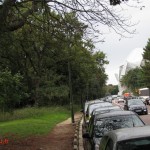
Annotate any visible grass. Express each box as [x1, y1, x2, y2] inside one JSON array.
[[0, 106, 75, 138]]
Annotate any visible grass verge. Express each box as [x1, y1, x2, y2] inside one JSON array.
[[0, 106, 72, 138]]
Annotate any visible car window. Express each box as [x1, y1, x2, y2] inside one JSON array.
[[128, 99, 144, 106], [117, 137, 150, 150], [94, 115, 144, 138]]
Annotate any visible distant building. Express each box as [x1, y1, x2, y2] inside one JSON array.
[[116, 48, 144, 95]]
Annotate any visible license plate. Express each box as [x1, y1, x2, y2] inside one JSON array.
[[135, 110, 142, 112]]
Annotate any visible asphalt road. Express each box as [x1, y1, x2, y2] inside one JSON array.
[[113, 100, 150, 125], [140, 105, 150, 125]]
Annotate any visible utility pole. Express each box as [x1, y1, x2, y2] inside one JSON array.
[[68, 60, 74, 123], [67, 25, 74, 123]]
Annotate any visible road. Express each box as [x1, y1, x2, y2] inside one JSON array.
[[140, 105, 150, 125], [113, 100, 150, 125]]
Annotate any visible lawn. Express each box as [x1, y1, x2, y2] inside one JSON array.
[[0, 107, 72, 138]]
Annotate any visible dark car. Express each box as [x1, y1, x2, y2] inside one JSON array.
[[145, 97, 150, 105], [99, 126, 150, 150], [124, 98, 148, 115], [83, 111, 145, 150], [91, 105, 123, 116], [83, 101, 112, 134], [86, 102, 112, 124]]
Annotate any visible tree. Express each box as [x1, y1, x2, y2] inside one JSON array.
[[142, 39, 150, 89], [110, 0, 128, 5], [0, 69, 26, 113], [106, 84, 119, 95], [0, 8, 108, 106], [121, 67, 144, 95], [0, 0, 135, 37]]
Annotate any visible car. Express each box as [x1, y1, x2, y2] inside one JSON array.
[[145, 97, 150, 105], [106, 97, 113, 103], [99, 126, 150, 150], [83, 100, 103, 122], [83, 100, 108, 133], [124, 98, 148, 115], [82, 111, 145, 150], [86, 102, 113, 123], [84, 100, 102, 114], [91, 105, 123, 116], [117, 98, 125, 104]]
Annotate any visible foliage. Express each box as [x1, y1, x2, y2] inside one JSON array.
[[0, 69, 27, 113], [121, 67, 144, 95], [0, 8, 108, 110], [142, 38, 150, 88], [0, 0, 135, 37], [106, 84, 119, 95]]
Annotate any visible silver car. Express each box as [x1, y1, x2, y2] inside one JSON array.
[[99, 126, 150, 150]]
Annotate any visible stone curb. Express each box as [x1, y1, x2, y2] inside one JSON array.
[[73, 115, 84, 150]]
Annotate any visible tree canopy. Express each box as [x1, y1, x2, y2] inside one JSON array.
[[142, 38, 150, 88], [0, 0, 135, 37], [121, 67, 144, 95], [0, 8, 108, 112]]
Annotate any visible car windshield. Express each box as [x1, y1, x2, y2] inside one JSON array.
[[117, 137, 150, 150], [94, 115, 144, 138], [128, 99, 144, 106]]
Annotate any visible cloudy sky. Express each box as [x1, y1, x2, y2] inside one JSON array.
[[96, 0, 150, 85]]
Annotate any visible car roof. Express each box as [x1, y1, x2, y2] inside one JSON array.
[[127, 98, 142, 101], [84, 100, 103, 112], [88, 102, 112, 113], [95, 110, 135, 119], [106, 126, 150, 142], [85, 100, 101, 106], [93, 105, 121, 112], [88, 101, 111, 109]]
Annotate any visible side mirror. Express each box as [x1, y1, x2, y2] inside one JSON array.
[[82, 132, 90, 138]]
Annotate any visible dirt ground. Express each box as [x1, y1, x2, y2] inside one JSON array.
[[0, 112, 82, 150]]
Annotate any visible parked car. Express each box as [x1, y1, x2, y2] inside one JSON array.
[[91, 105, 122, 116], [86, 102, 113, 123], [83, 100, 102, 122], [84, 100, 102, 114], [83, 111, 145, 150], [145, 97, 150, 105], [124, 98, 148, 115], [117, 98, 125, 104], [83, 101, 112, 133], [99, 126, 150, 150]]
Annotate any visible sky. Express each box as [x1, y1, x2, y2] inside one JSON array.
[[96, 0, 150, 85]]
